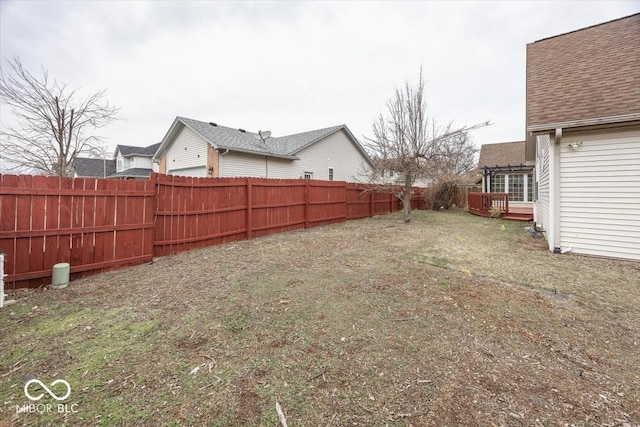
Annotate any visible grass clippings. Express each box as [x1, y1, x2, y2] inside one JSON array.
[[1, 210, 639, 426]]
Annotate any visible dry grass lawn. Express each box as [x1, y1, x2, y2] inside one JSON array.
[[1, 209, 639, 426]]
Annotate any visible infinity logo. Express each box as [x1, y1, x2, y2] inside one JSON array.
[[24, 379, 71, 401]]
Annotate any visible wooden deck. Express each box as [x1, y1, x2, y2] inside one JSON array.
[[468, 193, 533, 221]]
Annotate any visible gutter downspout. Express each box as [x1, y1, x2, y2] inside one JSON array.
[[549, 128, 562, 252], [219, 149, 229, 177]]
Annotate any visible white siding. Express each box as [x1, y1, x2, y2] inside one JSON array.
[[220, 152, 268, 178], [265, 158, 296, 179], [295, 129, 371, 182], [559, 129, 640, 260], [129, 155, 153, 169], [116, 152, 126, 172], [535, 134, 551, 236], [170, 166, 207, 177], [166, 126, 208, 174]]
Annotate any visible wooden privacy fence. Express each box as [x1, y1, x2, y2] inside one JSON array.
[[1, 173, 425, 289], [0, 174, 155, 289], [153, 175, 406, 256]]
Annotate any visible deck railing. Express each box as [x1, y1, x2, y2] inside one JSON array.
[[468, 192, 509, 217]]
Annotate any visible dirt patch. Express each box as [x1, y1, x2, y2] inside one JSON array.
[[1, 210, 639, 426]]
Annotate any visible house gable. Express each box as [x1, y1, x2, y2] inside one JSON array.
[[295, 128, 371, 181], [164, 125, 209, 175]]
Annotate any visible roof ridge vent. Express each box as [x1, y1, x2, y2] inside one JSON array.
[[209, 122, 217, 126], [238, 128, 246, 133]]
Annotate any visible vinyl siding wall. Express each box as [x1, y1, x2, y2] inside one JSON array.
[[166, 126, 208, 175], [295, 129, 371, 181], [128, 156, 153, 170], [220, 152, 269, 178], [559, 127, 640, 260], [219, 152, 304, 179]]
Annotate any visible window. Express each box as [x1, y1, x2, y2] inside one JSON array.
[[328, 168, 334, 181], [509, 174, 524, 202], [490, 174, 505, 193], [304, 171, 313, 179], [491, 173, 534, 202], [117, 159, 123, 172]]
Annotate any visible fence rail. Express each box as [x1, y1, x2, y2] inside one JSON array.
[[1, 173, 428, 289], [468, 192, 509, 217], [0, 174, 156, 288]]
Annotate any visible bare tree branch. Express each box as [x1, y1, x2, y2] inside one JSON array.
[[364, 67, 490, 222], [0, 57, 118, 176]]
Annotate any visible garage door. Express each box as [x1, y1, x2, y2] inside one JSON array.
[[559, 132, 640, 260]]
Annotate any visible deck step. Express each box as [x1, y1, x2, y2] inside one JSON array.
[[502, 214, 533, 221]]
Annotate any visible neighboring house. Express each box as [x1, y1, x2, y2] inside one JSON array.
[[526, 13, 640, 260], [72, 157, 116, 178], [478, 141, 535, 209], [153, 117, 373, 181], [72, 143, 160, 179], [111, 143, 161, 179]]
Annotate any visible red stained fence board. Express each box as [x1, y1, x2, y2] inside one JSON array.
[[1, 174, 155, 289], [1, 173, 425, 289]]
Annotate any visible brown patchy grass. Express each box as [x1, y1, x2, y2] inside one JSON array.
[[1, 209, 639, 426]]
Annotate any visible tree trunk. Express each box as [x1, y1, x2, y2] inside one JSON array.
[[402, 178, 412, 223]]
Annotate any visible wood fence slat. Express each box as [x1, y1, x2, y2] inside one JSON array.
[[15, 175, 33, 277], [2, 173, 429, 289], [28, 176, 48, 286]]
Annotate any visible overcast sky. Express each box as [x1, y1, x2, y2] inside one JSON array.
[[1, 1, 638, 159]]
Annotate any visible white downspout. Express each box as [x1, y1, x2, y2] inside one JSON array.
[[549, 128, 562, 252], [219, 149, 230, 177]]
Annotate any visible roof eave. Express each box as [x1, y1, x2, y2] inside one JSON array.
[[219, 145, 299, 160], [527, 113, 640, 134], [525, 113, 640, 164], [153, 117, 184, 161]]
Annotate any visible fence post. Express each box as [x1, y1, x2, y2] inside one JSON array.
[[304, 179, 310, 229], [369, 187, 374, 217], [247, 177, 253, 239]]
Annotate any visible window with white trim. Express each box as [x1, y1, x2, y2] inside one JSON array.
[[490, 174, 505, 193], [328, 168, 334, 181], [304, 171, 313, 179], [509, 174, 524, 202], [492, 173, 534, 202]]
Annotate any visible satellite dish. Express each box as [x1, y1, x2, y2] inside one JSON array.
[[254, 130, 272, 142]]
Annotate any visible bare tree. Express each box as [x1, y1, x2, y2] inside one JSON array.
[[0, 57, 118, 176], [364, 68, 488, 223]]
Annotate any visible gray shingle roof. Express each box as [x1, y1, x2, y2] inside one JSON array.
[[177, 117, 347, 159], [73, 157, 117, 178], [118, 143, 160, 157], [478, 141, 526, 168], [108, 168, 153, 178]]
